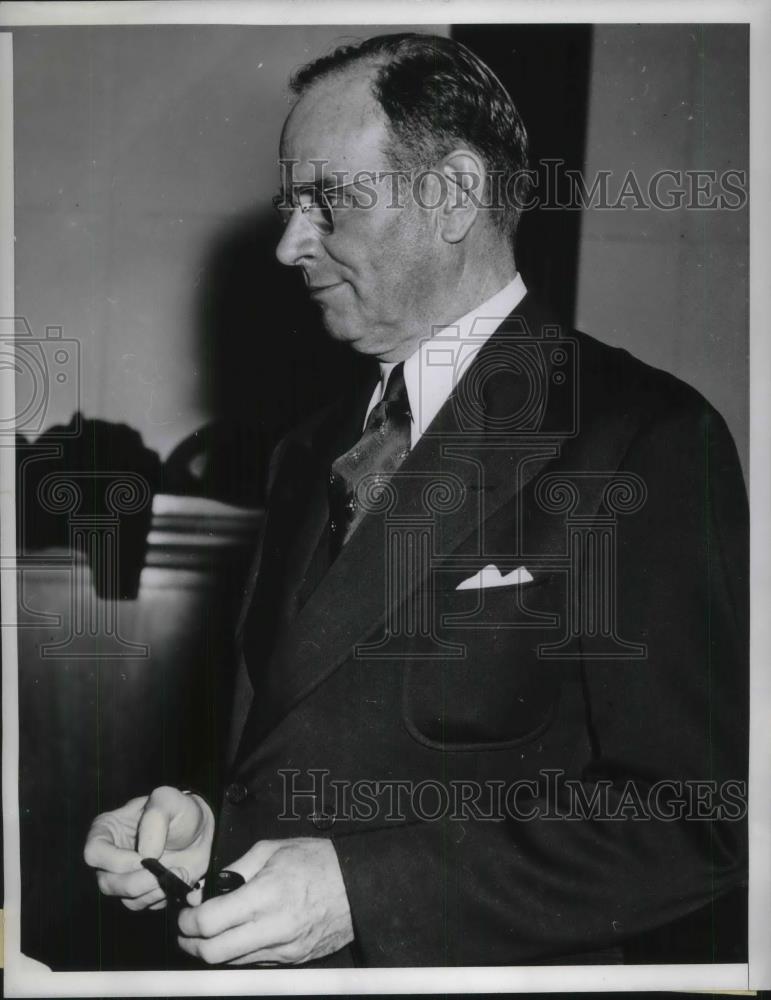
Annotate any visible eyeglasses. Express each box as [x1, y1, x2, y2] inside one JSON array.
[[272, 179, 365, 236]]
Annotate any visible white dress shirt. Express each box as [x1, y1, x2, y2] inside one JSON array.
[[364, 272, 528, 447]]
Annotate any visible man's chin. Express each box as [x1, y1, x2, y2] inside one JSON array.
[[319, 317, 356, 345], [314, 305, 389, 357], [323, 328, 385, 358], [317, 314, 370, 353]]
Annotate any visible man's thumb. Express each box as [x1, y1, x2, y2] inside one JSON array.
[[136, 797, 172, 859]]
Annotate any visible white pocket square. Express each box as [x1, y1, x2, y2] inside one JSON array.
[[455, 564, 534, 591]]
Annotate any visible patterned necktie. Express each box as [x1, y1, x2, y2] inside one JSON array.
[[328, 362, 412, 557]]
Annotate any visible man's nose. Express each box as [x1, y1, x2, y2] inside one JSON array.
[[275, 209, 322, 267]]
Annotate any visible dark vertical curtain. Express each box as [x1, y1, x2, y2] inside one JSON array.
[[452, 25, 593, 325]]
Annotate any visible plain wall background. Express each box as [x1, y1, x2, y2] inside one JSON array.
[[575, 24, 749, 476], [12, 24, 748, 474]]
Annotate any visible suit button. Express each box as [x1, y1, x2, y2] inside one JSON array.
[[310, 808, 335, 831], [225, 782, 248, 805]]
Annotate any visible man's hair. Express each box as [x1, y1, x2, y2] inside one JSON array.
[[289, 32, 530, 241]]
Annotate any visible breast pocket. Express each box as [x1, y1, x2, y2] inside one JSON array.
[[401, 569, 565, 751]]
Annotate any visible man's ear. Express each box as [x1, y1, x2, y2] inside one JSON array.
[[437, 149, 486, 244]]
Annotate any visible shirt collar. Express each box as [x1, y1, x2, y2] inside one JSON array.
[[391, 272, 527, 443]]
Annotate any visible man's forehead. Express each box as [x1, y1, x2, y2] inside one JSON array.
[[280, 68, 391, 184]]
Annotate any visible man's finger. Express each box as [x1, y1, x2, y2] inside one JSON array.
[[211, 840, 282, 883], [137, 785, 202, 858], [227, 949, 291, 967], [185, 881, 204, 908], [96, 866, 157, 899], [176, 910, 295, 966], [177, 875, 279, 939], [136, 803, 172, 859], [122, 885, 166, 911], [84, 835, 142, 874]]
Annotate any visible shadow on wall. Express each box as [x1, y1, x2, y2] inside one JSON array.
[[180, 207, 372, 504], [17, 208, 373, 563]]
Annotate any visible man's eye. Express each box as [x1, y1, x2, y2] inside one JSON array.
[[323, 189, 346, 208]]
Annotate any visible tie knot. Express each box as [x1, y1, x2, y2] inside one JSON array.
[[382, 362, 409, 414]]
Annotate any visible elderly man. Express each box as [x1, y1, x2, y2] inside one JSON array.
[[84, 33, 748, 967]]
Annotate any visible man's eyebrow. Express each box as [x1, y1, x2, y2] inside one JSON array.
[[273, 181, 318, 202], [293, 174, 368, 192], [279, 179, 325, 196], [276, 175, 362, 202]]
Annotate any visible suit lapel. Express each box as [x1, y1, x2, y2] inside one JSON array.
[[235, 293, 581, 750], [279, 407, 355, 617], [262, 368, 379, 621]]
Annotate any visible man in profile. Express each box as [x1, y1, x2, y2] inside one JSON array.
[[84, 33, 748, 967]]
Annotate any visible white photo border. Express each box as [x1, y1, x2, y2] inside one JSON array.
[[1, 0, 768, 994]]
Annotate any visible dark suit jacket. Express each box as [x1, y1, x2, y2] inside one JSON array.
[[213, 293, 748, 966]]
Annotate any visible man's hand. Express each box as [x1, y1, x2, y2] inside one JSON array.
[[176, 838, 354, 965], [83, 786, 215, 911]]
